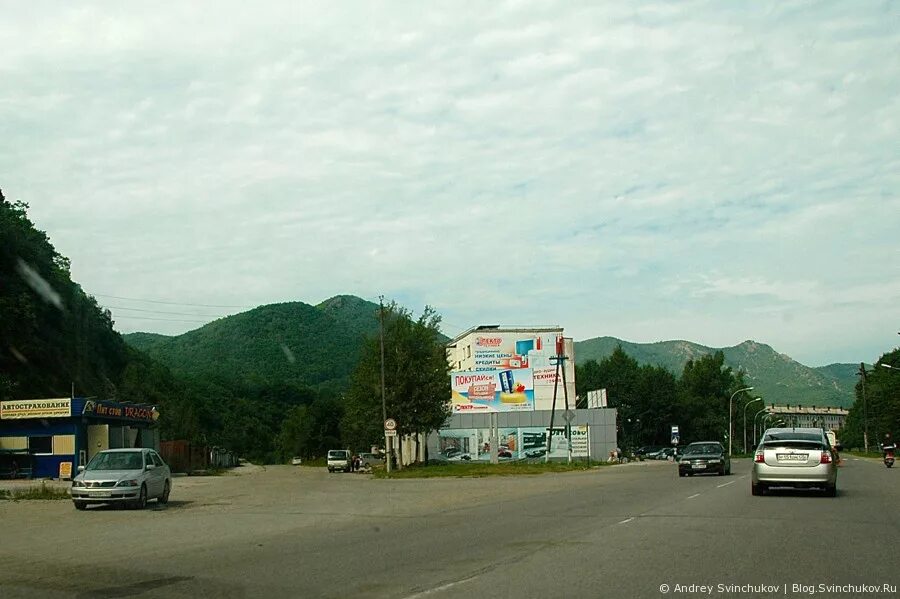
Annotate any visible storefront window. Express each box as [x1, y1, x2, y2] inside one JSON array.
[[29, 436, 52, 454]]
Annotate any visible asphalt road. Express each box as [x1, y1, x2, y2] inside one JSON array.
[[1, 458, 897, 599]]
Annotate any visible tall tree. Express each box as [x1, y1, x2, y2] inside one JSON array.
[[675, 351, 746, 443], [341, 303, 451, 459]]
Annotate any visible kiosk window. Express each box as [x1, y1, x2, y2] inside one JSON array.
[[29, 436, 53, 454]]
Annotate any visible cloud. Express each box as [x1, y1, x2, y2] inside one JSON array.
[[0, 0, 898, 365]]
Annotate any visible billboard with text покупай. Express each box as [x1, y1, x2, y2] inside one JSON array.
[[469, 332, 576, 409], [450, 369, 535, 413]]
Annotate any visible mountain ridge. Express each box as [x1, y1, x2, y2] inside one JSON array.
[[574, 336, 856, 407]]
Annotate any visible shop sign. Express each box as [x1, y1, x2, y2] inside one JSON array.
[[82, 400, 159, 423], [0, 398, 71, 419]]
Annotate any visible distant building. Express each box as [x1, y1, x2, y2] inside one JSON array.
[[767, 405, 848, 430]]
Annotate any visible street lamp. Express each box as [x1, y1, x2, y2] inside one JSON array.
[[879, 363, 898, 371], [742, 397, 763, 453], [752, 407, 769, 448], [729, 387, 754, 457]]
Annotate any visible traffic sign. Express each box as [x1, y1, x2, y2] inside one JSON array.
[[384, 418, 397, 431], [671, 425, 679, 434], [385, 430, 397, 437], [563, 409, 576, 423]]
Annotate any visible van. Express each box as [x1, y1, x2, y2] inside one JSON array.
[[326, 449, 351, 473]]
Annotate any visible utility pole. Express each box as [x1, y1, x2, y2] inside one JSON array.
[[380, 296, 390, 473], [544, 336, 563, 464], [560, 340, 572, 464], [859, 363, 869, 454]]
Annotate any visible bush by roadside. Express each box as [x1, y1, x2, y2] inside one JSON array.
[[0, 482, 70, 500]]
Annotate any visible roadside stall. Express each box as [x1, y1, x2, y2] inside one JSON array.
[[0, 397, 160, 479]]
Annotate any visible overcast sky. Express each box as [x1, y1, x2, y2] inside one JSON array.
[[2, 1, 898, 366]]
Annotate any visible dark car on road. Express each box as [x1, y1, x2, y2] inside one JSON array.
[[634, 446, 664, 460], [679, 442, 730, 476]]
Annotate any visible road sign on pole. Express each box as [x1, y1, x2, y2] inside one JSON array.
[[671, 425, 680, 446], [384, 418, 397, 432]]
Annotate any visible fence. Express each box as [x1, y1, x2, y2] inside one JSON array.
[[160, 440, 238, 473]]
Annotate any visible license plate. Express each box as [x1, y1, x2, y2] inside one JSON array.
[[777, 454, 807, 461], [93, 491, 111, 497], [692, 464, 706, 469]]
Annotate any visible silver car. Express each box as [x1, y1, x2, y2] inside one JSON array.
[[751, 428, 837, 497], [71, 448, 171, 510]]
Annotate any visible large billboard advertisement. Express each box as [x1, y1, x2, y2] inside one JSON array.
[[470, 332, 575, 389], [435, 425, 590, 461], [451, 369, 535, 413]]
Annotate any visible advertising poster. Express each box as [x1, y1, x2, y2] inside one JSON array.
[[450, 369, 535, 413], [434, 425, 589, 462]]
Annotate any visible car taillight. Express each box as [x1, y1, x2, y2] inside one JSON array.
[[820, 451, 832, 464], [754, 450, 765, 463]]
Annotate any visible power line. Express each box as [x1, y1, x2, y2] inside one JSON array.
[[91, 293, 253, 309], [110, 315, 213, 324], [103, 305, 229, 318]]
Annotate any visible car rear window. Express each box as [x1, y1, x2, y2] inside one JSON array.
[[763, 432, 822, 443], [762, 440, 824, 450], [328, 451, 347, 459]]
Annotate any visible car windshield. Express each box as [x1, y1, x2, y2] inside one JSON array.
[[328, 452, 347, 459], [686, 444, 721, 454], [86, 452, 143, 471]]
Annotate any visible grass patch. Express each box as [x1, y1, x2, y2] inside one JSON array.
[[0, 482, 70, 500], [372, 460, 609, 479], [299, 458, 327, 468]]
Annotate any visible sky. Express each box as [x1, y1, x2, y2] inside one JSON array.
[[2, 1, 898, 367]]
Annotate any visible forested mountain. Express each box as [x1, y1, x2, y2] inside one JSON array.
[[0, 190, 168, 404], [575, 336, 856, 407], [123, 295, 380, 394]]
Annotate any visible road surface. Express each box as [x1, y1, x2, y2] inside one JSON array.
[[1, 458, 897, 598]]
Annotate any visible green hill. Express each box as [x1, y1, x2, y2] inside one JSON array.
[[121, 332, 171, 353], [123, 295, 381, 392], [574, 336, 856, 407]]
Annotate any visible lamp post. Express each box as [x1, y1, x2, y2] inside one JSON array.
[[728, 387, 754, 457], [742, 397, 763, 453], [752, 407, 769, 449]]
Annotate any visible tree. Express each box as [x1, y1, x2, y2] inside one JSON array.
[[341, 303, 451, 460], [843, 348, 900, 450], [675, 351, 746, 443]]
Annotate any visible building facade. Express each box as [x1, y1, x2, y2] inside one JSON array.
[[0, 397, 160, 479], [767, 405, 848, 431]]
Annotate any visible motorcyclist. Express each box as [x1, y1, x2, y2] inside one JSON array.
[[882, 433, 896, 457]]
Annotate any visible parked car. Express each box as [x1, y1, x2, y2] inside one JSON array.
[[653, 447, 678, 460], [291, 456, 303, 466], [678, 442, 730, 476], [70, 448, 171, 510], [634, 446, 664, 460], [524, 448, 546, 458], [358, 453, 383, 468], [326, 449, 352, 473], [751, 428, 838, 496]]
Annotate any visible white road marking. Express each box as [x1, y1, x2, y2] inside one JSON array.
[[403, 574, 481, 598], [687, 493, 700, 499], [717, 481, 735, 488], [619, 517, 634, 524]]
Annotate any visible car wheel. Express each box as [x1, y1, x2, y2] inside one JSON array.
[[132, 484, 148, 510], [679, 471, 685, 477], [751, 483, 764, 496], [158, 480, 170, 504], [718, 468, 725, 476], [824, 484, 837, 497], [73, 501, 86, 511]]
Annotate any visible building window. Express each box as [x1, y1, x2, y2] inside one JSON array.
[[29, 436, 53, 455]]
